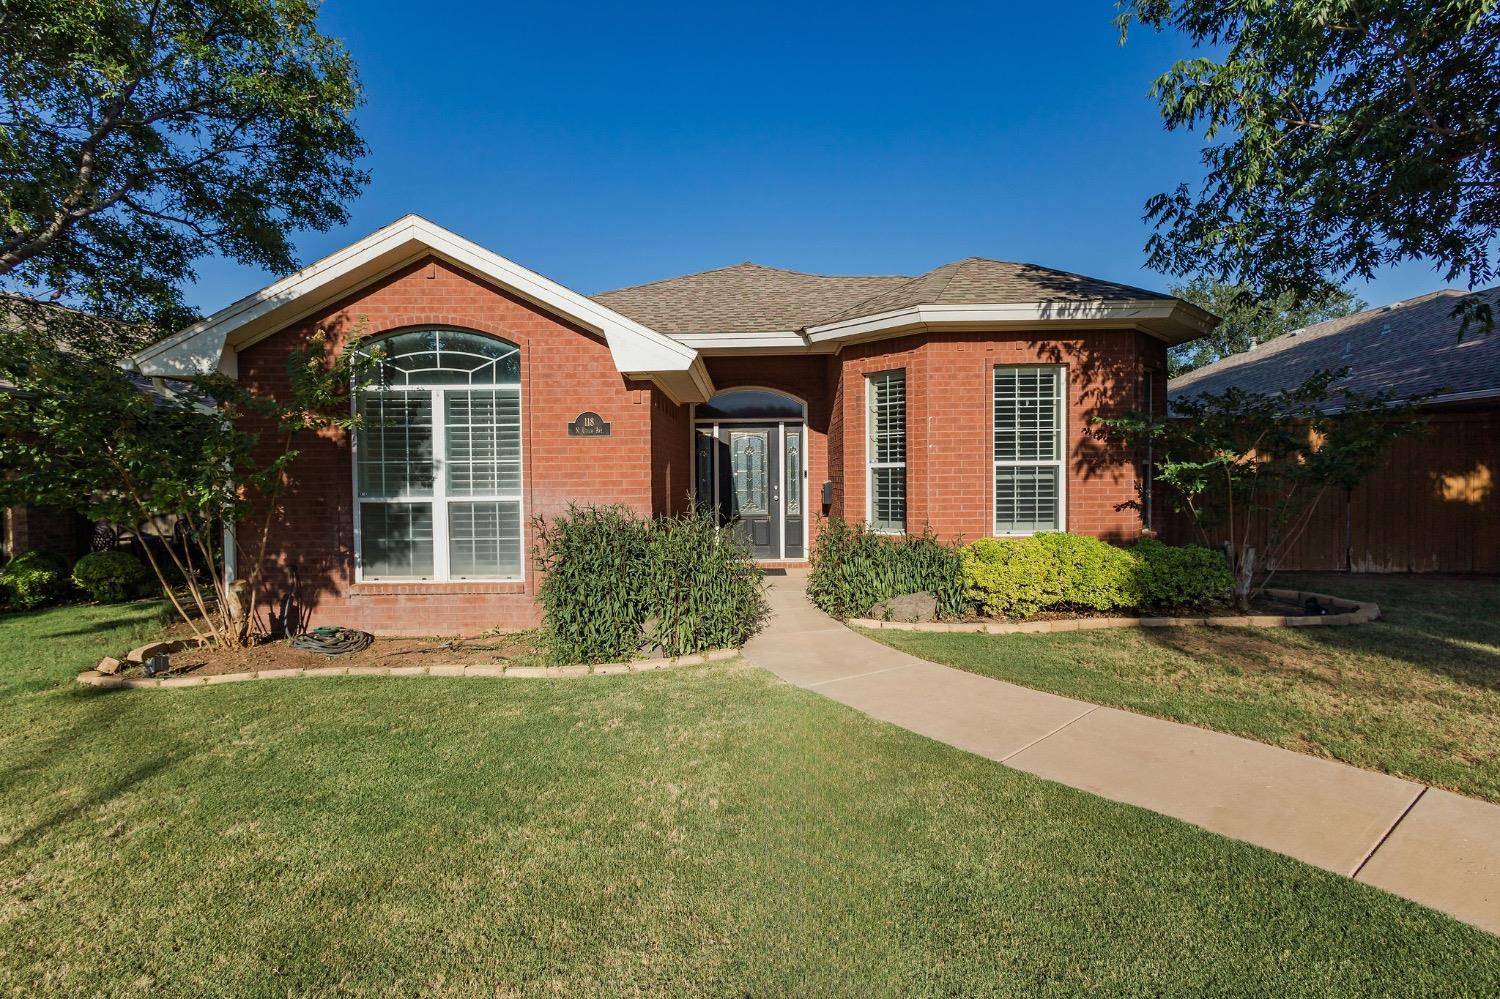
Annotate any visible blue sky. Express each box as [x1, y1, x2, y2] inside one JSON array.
[[186, 1, 1451, 314]]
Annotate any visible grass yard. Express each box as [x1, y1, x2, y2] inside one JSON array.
[[2, 601, 1498, 997], [863, 573, 1500, 804]]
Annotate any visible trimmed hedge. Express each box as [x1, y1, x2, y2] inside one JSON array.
[[963, 533, 1231, 618], [0, 550, 72, 610], [534, 505, 767, 664], [807, 518, 968, 620], [71, 550, 154, 603]]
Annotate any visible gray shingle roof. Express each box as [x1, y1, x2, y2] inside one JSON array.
[[816, 257, 1170, 324], [590, 263, 912, 335], [591, 257, 1176, 335], [1168, 288, 1500, 406]]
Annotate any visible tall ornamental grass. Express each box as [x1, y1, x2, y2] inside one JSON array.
[[806, 518, 967, 620], [534, 505, 767, 664]]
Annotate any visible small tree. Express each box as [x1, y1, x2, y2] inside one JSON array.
[[1096, 371, 1423, 610], [0, 325, 372, 646], [1168, 277, 1365, 377]]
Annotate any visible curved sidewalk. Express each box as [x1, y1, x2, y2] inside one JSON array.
[[742, 571, 1500, 935]]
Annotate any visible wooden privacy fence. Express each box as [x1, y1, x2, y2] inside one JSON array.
[[1162, 408, 1499, 574]]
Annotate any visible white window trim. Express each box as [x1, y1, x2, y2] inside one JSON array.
[[352, 381, 526, 583], [865, 369, 906, 536], [992, 364, 1067, 537]]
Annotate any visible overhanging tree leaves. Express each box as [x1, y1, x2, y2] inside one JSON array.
[[1096, 371, 1424, 611], [1168, 277, 1365, 376], [0, 325, 372, 647], [1119, 1, 1499, 327], [0, 0, 367, 328]]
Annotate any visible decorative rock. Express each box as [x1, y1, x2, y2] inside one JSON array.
[[346, 665, 390, 676], [548, 665, 589, 678], [122, 678, 160, 689], [159, 676, 206, 688], [97, 656, 124, 676], [257, 668, 305, 680], [502, 666, 547, 678], [387, 665, 428, 677], [868, 591, 938, 624], [302, 666, 347, 678], [592, 663, 631, 675], [428, 665, 465, 677]]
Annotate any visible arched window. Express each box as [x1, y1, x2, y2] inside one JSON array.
[[353, 329, 523, 580]]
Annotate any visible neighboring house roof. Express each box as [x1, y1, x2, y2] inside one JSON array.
[[0, 294, 178, 400], [1169, 288, 1500, 408], [592, 256, 1189, 336]]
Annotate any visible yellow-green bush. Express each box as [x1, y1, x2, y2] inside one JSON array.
[[962, 533, 1230, 619]]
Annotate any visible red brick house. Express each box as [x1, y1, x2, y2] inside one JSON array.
[[132, 216, 1214, 634]]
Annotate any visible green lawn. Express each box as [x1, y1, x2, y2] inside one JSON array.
[[862, 573, 1500, 804], [2, 601, 1498, 997]]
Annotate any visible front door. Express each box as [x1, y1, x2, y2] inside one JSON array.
[[724, 424, 778, 558]]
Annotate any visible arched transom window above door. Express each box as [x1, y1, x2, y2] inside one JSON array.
[[353, 329, 523, 581]]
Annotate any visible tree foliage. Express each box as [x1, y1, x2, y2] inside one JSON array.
[[0, 0, 367, 328], [1096, 371, 1423, 610], [1120, 1, 1499, 327], [1168, 277, 1365, 376], [0, 322, 372, 646]]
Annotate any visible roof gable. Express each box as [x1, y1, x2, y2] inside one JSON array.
[[132, 215, 712, 401]]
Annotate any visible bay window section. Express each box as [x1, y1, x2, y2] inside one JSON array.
[[355, 329, 523, 581], [993, 365, 1065, 534], [866, 369, 906, 534]]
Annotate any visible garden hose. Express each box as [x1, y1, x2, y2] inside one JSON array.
[[289, 626, 374, 656]]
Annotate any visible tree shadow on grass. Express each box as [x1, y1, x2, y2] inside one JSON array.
[[0, 753, 174, 859]]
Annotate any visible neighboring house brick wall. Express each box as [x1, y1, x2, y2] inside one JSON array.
[[236, 256, 658, 635]]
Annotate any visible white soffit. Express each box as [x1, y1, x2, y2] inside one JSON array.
[[131, 215, 711, 401], [804, 300, 1216, 346]]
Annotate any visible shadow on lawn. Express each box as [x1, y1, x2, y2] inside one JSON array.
[[1132, 575, 1500, 694], [0, 753, 173, 859]]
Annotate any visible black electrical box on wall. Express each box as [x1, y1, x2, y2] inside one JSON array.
[[821, 481, 833, 508]]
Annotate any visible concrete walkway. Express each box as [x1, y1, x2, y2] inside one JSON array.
[[741, 571, 1500, 935]]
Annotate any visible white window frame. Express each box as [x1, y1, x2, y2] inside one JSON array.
[[865, 368, 907, 535], [992, 364, 1066, 536], [351, 339, 525, 584]]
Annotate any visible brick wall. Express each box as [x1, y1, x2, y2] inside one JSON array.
[[835, 331, 1165, 543], [236, 256, 659, 635]]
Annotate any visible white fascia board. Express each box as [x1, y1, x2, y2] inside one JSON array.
[[131, 215, 701, 390], [669, 330, 838, 355], [804, 300, 1213, 344]]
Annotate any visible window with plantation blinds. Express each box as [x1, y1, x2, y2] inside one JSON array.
[[993, 365, 1064, 534], [866, 369, 906, 534], [354, 329, 523, 580]]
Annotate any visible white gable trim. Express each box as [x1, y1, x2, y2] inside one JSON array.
[[132, 214, 713, 402], [804, 300, 1216, 346]]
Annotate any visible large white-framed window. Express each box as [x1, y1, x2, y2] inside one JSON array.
[[866, 369, 906, 534], [353, 329, 523, 581], [993, 365, 1065, 535]]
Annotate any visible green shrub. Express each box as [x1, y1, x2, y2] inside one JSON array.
[[534, 505, 766, 664], [0, 549, 72, 610], [71, 550, 154, 603], [962, 533, 1231, 618], [1131, 537, 1233, 609], [807, 518, 968, 620]]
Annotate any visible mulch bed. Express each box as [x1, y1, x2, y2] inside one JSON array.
[[118, 630, 549, 679]]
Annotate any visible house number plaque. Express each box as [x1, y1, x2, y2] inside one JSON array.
[[567, 411, 611, 437]]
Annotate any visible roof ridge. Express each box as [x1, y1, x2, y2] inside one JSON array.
[[593, 261, 914, 297]]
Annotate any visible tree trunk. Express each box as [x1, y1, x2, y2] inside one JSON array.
[[1235, 545, 1256, 613]]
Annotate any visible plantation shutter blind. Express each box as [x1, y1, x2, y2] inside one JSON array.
[[993, 366, 1064, 534], [867, 369, 906, 534]]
